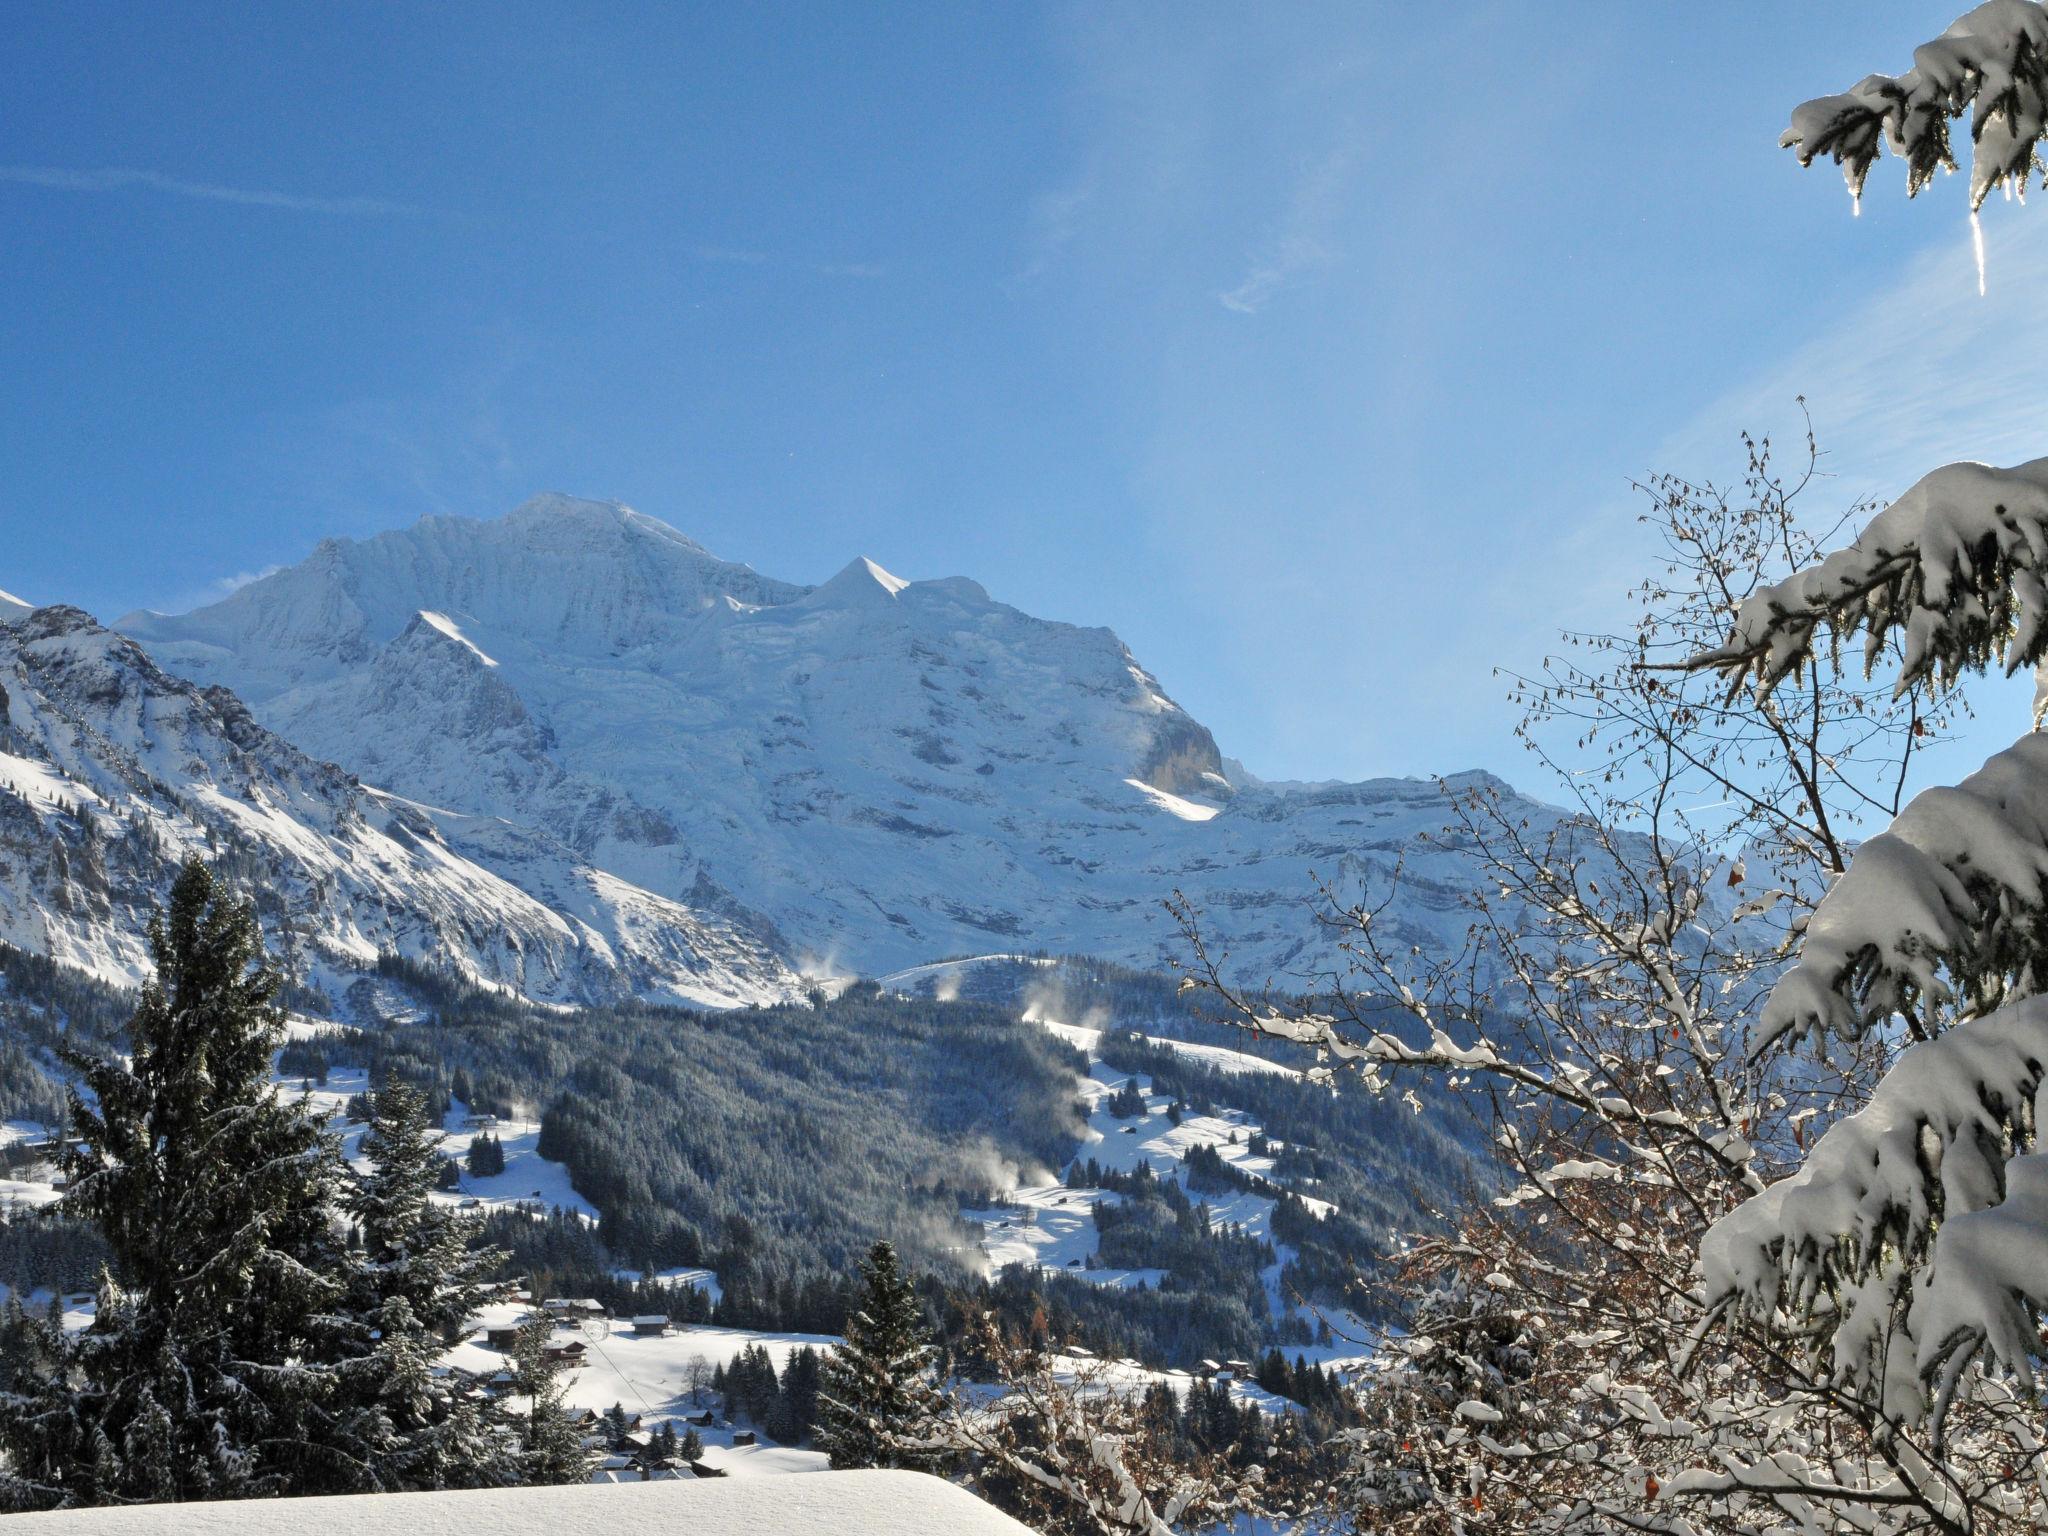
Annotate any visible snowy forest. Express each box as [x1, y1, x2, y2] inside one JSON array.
[[14, 2, 2048, 1533]]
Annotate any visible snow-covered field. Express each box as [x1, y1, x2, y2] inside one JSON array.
[[449, 1307, 838, 1477], [0, 1120, 63, 1211]]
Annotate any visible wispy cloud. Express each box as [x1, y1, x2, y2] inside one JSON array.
[[1217, 147, 1354, 315], [0, 164, 423, 217], [690, 243, 885, 280], [1011, 177, 1096, 284], [1653, 212, 2048, 508], [152, 565, 284, 617]]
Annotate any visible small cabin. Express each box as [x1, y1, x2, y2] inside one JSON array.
[[484, 1324, 525, 1350], [542, 1340, 587, 1366], [629, 1314, 672, 1336], [731, 1430, 757, 1447], [461, 1113, 499, 1131], [1195, 1360, 1221, 1380]]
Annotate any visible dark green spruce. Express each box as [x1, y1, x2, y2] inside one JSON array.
[[0, 861, 353, 1506], [0, 861, 544, 1508], [815, 1240, 941, 1471]]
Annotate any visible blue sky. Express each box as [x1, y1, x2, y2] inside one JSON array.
[[2, 2, 2040, 786]]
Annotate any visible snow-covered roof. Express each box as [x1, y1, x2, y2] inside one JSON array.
[[0, 1470, 1033, 1535]]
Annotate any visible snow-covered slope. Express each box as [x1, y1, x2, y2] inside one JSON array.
[[0, 602, 801, 1007], [119, 496, 1557, 982]]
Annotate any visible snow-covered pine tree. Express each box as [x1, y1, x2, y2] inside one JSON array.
[[506, 1316, 592, 1485], [0, 860, 351, 1507], [466, 1131, 505, 1178], [336, 1080, 512, 1491], [814, 1240, 941, 1471], [1688, 6, 2048, 1527]]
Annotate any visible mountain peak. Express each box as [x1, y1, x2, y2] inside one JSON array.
[[806, 555, 911, 606], [498, 493, 722, 556], [402, 609, 499, 668]]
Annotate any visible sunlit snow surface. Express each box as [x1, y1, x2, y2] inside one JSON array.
[[957, 1011, 1368, 1381], [0, 606, 803, 1008], [0, 1471, 1034, 1534], [116, 496, 1567, 985]]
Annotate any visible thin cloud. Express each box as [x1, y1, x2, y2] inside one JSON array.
[[149, 565, 284, 618], [1654, 212, 2048, 507], [690, 243, 885, 280], [1011, 177, 1096, 285], [0, 164, 425, 217], [1218, 147, 1354, 315]]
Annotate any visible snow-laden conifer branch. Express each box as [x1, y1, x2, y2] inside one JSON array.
[[1695, 456, 2048, 700], [1703, 998, 2048, 1424], [1758, 730, 2048, 1049], [1783, 0, 2048, 210]]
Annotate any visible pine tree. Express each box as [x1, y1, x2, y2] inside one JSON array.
[[0, 860, 354, 1507], [652, 1420, 679, 1462], [466, 1132, 505, 1179], [337, 1080, 511, 1490], [507, 1317, 591, 1485], [774, 1344, 822, 1444], [603, 1401, 632, 1452], [814, 1240, 940, 1471]]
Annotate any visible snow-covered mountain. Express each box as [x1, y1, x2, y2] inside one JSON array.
[[0, 602, 800, 1008], [114, 495, 1549, 984]]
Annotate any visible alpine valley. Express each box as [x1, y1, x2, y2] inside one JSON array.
[[0, 496, 1529, 1370]]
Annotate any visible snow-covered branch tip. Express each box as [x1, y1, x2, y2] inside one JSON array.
[[1689, 456, 2048, 699], [1702, 997, 2048, 1422], [1784, 0, 2048, 210], [1756, 729, 2048, 1050]]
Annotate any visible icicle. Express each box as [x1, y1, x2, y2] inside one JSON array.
[[1972, 209, 1987, 297], [1851, 187, 1862, 217]]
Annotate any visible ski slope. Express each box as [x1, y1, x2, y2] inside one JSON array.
[[962, 1012, 1374, 1372]]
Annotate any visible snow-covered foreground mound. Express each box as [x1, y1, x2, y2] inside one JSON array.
[[0, 1470, 1032, 1535]]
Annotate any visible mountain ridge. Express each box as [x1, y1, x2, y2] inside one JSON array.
[[0, 601, 801, 1008], [108, 494, 1557, 987]]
